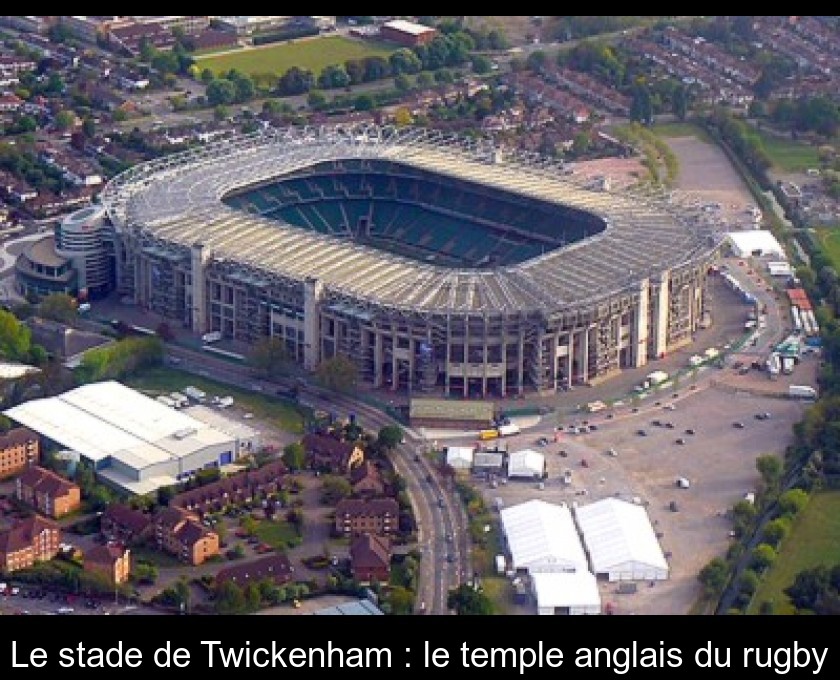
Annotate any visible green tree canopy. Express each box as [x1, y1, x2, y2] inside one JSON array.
[[0, 309, 32, 361], [38, 293, 78, 325], [315, 355, 358, 392], [447, 584, 494, 615], [282, 442, 306, 471]]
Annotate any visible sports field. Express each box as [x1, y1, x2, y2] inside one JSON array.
[[196, 36, 397, 77], [748, 491, 840, 614], [747, 130, 823, 173], [813, 228, 840, 269]]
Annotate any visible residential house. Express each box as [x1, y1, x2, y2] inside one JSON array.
[[0, 514, 60, 573], [15, 465, 81, 519], [154, 506, 220, 565], [334, 497, 399, 537], [350, 533, 391, 584], [0, 427, 39, 479], [215, 554, 294, 588], [302, 433, 364, 474], [171, 460, 286, 515], [100, 504, 153, 545], [350, 461, 385, 497], [84, 542, 131, 585]]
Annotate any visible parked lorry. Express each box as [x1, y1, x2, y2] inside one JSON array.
[[789, 385, 817, 399], [497, 423, 521, 437]]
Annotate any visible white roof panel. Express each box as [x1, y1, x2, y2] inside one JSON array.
[[4, 381, 233, 469], [500, 499, 587, 572], [531, 571, 601, 611], [574, 498, 669, 576], [508, 449, 545, 477]]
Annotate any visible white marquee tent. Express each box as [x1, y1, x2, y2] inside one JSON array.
[[445, 446, 474, 470], [507, 449, 545, 479], [500, 499, 587, 573], [574, 498, 669, 582], [531, 571, 602, 616], [725, 230, 786, 259]]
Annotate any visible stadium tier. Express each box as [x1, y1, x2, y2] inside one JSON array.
[[101, 125, 723, 397]]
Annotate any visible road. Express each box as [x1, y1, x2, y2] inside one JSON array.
[[160, 345, 469, 615]]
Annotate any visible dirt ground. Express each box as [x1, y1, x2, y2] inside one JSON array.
[[474, 380, 808, 615]]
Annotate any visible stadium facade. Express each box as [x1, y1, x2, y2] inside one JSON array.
[[100, 126, 723, 397]]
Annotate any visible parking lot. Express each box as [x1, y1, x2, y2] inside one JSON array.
[[469, 378, 809, 614]]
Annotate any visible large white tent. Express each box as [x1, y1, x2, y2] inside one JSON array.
[[725, 230, 786, 259], [531, 571, 602, 615], [507, 449, 545, 479], [500, 499, 587, 573], [445, 446, 475, 470], [574, 498, 669, 582]]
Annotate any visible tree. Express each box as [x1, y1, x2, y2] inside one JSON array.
[[447, 584, 494, 615], [315, 355, 358, 392], [283, 442, 306, 472], [354, 94, 375, 112], [762, 516, 791, 547], [174, 577, 191, 613], [54, 110, 76, 131], [0, 309, 32, 361], [388, 585, 415, 615], [320, 475, 351, 504], [248, 337, 289, 378], [215, 581, 247, 614], [756, 454, 783, 492], [698, 557, 729, 595], [785, 566, 829, 611], [206, 79, 237, 106], [778, 488, 809, 516], [377, 425, 404, 450], [750, 543, 777, 572], [133, 562, 158, 585]]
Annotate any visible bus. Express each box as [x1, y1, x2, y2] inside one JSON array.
[[478, 429, 500, 441]]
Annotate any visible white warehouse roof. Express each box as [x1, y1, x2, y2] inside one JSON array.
[[500, 499, 588, 573], [508, 449, 545, 478], [4, 381, 232, 471], [531, 571, 602, 615], [725, 230, 785, 259], [574, 498, 669, 582]]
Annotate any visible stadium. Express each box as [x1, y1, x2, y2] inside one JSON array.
[[100, 125, 723, 398]]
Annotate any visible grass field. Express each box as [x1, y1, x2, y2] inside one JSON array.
[[652, 121, 712, 143], [813, 228, 840, 270], [126, 367, 306, 433], [747, 130, 823, 173], [196, 36, 396, 77], [748, 491, 840, 614], [254, 520, 299, 549]]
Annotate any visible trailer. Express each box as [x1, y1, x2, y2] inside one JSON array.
[[646, 370, 669, 386], [497, 423, 521, 437], [184, 386, 206, 402], [788, 385, 817, 399]]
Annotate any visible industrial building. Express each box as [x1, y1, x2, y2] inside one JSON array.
[[4, 382, 242, 496], [98, 126, 721, 397], [379, 19, 438, 47]]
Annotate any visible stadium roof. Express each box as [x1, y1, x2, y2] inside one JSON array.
[[500, 499, 587, 573], [101, 126, 721, 316], [4, 381, 232, 469], [573, 498, 669, 578]]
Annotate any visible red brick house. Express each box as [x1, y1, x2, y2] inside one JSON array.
[[334, 497, 399, 537], [0, 515, 60, 573], [154, 506, 219, 566], [350, 533, 391, 584], [0, 427, 39, 479], [171, 460, 286, 515], [302, 433, 364, 474], [15, 465, 81, 519], [215, 554, 294, 589], [100, 504, 153, 545], [84, 543, 131, 585], [350, 461, 385, 497]]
